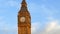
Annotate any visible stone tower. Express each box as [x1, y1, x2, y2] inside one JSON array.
[[18, 0, 31, 34]]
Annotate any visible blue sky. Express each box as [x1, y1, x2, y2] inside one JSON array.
[[0, 0, 60, 34]]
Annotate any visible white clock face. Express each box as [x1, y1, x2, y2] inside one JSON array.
[[20, 17, 25, 22]]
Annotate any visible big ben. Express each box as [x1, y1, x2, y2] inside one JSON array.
[[18, 0, 31, 34]]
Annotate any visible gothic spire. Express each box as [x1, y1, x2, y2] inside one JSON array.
[[21, 0, 27, 7]]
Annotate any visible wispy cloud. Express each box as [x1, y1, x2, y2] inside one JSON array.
[[0, 0, 60, 34], [31, 22, 41, 34], [32, 20, 60, 34]]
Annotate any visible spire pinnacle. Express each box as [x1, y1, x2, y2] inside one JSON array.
[[23, 0, 25, 1], [21, 0, 27, 6]]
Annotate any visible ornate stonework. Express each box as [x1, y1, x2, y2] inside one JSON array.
[[18, 0, 31, 34]]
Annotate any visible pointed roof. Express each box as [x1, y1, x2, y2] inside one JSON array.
[[20, 0, 27, 10], [21, 0, 27, 5], [18, 0, 31, 18]]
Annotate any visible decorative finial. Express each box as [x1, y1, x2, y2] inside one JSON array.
[[21, 0, 27, 7], [23, 0, 25, 1], [22, 0, 26, 4]]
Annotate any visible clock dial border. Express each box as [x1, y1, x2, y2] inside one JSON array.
[[20, 17, 26, 22]]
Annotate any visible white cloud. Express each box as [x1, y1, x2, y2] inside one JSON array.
[[31, 22, 41, 34], [46, 20, 58, 32], [31, 20, 60, 34], [44, 20, 60, 34]]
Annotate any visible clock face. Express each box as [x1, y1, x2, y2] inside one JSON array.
[[20, 17, 25, 22]]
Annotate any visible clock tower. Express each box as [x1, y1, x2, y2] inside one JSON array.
[[18, 0, 31, 34]]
